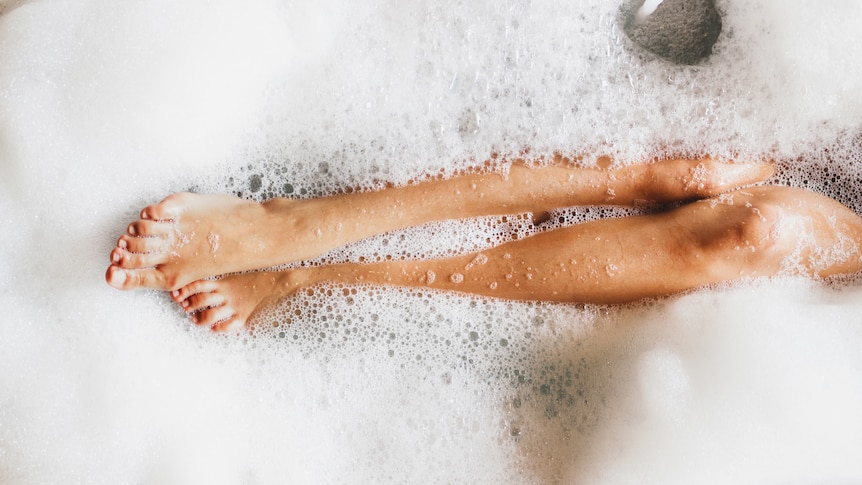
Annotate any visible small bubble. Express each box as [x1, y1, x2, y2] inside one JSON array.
[[249, 174, 263, 193], [469, 331, 479, 341], [450, 273, 464, 284]]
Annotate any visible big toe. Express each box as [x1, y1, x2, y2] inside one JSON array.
[[211, 316, 245, 333], [142, 192, 191, 220], [193, 304, 236, 328], [106, 266, 130, 289]]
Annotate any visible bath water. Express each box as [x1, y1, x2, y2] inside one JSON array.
[[1, 0, 862, 483]]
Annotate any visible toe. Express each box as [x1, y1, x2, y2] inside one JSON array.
[[112, 248, 170, 269], [140, 206, 172, 222], [193, 304, 235, 327], [118, 234, 168, 254], [212, 317, 244, 332], [106, 265, 129, 289], [142, 192, 190, 221], [184, 292, 226, 313], [106, 266, 167, 290], [128, 219, 173, 237], [173, 280, 218, 301]]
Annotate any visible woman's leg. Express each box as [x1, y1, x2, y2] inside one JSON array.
[[173, 186, 862, 332], [106, 157, 772, 292]]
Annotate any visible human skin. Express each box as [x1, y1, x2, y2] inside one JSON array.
[[108, 156, 862, 333], [106, 156, 773, 292], [169, 184, 862, 331]]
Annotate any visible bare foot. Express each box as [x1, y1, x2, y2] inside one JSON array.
[[105, 192, 326, 291], [170, 269, 311, 332]]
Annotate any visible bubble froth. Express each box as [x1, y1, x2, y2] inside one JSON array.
[[3, 0, 862, 483]]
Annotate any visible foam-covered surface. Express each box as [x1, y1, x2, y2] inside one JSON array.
[[2, 0, 862, 483]]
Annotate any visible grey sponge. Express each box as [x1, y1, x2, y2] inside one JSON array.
[[621, 0, 722, 65]]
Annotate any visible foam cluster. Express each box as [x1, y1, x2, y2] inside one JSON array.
[[2, 0, 862, 483]]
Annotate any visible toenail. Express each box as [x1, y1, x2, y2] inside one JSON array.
[[128, 225, 136, 235], [111, 270, 127, 286], [118, 239, 127, 249], [141, 210, 149, 219], [182, 300, 189, 308], [172, 290, 180, 297], [112, 252, 121, 263]]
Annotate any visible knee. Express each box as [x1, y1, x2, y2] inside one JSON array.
[[731, 199, 784, 254], [690, 186, 862, 279], [693, 193, 794, 277], [640, 159, 774, 202]]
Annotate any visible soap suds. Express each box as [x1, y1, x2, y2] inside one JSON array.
[[2, 0, 862, 483]]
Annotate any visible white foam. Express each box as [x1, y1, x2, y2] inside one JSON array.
[[2, 0, 862, 483]]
